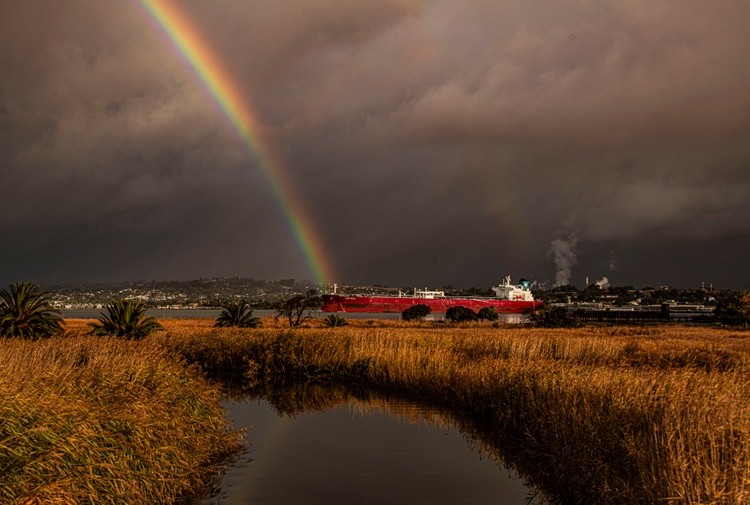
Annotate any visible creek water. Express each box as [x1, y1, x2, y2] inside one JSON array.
[[64, 308, 535, 501], [204, 386, 544, 504]]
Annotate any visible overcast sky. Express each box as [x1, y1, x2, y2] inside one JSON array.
[[2, 0, 749, 289]]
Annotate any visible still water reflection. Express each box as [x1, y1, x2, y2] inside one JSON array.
[[206, 386, 543, 504]]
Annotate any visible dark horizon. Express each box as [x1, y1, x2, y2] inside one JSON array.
[[27, 274, 741, 294]]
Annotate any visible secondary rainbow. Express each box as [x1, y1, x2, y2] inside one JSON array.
[[135, 0, 335, 285]]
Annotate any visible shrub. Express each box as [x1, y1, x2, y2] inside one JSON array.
[[477, 306, 500, 321], [527, 306, 580, 328], [714, 291, 750, 327], [402, 304, 431, 321], [446, 306, 478, 323]]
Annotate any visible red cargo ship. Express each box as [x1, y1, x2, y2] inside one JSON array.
[[321, 276, 542, 314]]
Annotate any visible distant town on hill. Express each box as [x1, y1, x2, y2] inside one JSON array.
[[43, 277, 311, 310], [42, 276, 741, 311]]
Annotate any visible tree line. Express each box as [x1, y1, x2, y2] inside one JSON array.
[[0, 283, 337, 340], [3, 281, 750, 340]]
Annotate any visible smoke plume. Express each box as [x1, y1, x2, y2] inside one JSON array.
[[608, 255, 617, 272], [549, 236, 578, 287]]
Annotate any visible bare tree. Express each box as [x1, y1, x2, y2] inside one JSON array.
[[274, 290, 322, 327]]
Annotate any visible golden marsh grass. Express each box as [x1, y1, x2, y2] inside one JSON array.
[[0, 326, 241, 504], [5, 319, 748, 504], [155, 321, 750, 504]]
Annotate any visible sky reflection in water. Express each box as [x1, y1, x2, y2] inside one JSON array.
[[208, 392, 543, 505]]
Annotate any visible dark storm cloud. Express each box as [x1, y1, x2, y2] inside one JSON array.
[[1, 0, 749, 288]]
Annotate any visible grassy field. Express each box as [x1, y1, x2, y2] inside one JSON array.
[[3, 318, 749, 504], [153, 319, 750, 504], [0, 326, 242, 504]]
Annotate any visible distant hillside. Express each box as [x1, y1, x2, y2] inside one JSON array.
[[43, 277, 318, 309]]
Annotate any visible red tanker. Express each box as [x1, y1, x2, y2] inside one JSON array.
[[321, 276, 542, 314]]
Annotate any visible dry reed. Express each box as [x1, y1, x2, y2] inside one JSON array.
[[0, 327, 241, 504], [156, 321, 750, 504]]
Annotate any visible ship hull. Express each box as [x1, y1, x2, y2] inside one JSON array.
[[321, 295, 542, 314]]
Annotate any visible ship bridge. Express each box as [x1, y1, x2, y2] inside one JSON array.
[[413, 288, 445, 299]]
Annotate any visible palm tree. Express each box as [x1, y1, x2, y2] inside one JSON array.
[[323, 314, 348, 327], [89, 299, 162, 339], [0, 282, 64, 339], [215, 299, 261, 328]]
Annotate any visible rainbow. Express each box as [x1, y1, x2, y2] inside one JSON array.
[[134, 0, 335, 285]]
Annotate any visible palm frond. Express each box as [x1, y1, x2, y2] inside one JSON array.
[[323, 314, 348, 327], [214, 299, 261, 328], [89, 299, 162, 339], [0, 282, 64, 339]]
